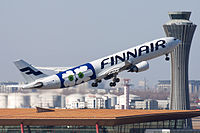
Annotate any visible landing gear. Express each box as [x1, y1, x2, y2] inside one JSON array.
[[91, 80, 102, 87], [91, 82, 98, 87], [110, 82, 116, 87], [109, 77, 120, 87], [165, 54, 170, 61], [98, 80, 102, 83], [113, 77, 120, 83]]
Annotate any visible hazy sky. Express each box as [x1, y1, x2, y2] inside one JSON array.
[[0, 0, 199, 87]]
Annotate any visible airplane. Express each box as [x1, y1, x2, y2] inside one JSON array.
[[13, 37, 180, 89]]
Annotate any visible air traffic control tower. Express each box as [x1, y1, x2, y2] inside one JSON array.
[[163, 11, 196, 128]]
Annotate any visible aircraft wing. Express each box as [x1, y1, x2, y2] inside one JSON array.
[[97, 60, 132, 80], [35, 66, 72, 72]]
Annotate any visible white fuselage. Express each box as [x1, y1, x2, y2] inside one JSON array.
[[23, 37, 180, 89]]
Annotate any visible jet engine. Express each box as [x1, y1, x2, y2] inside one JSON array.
[[128, 61, 149, 73]]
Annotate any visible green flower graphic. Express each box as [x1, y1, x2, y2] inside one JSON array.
[[78, 72, 84, 78], [68, 75, 74, 81]]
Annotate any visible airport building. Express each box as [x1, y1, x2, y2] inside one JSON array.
[[163, 11, 197, 128], [0, 108, 200, 133]]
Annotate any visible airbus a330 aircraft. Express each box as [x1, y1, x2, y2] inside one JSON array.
[[14, 37, 180, 89]]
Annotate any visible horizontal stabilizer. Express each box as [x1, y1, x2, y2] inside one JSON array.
[[5, 84, 24, 88], [35, 66, 72, 72]]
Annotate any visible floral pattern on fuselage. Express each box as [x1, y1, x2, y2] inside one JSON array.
[[58, 63, 96, 88]]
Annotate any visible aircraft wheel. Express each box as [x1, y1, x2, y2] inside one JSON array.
[[110, 82, 116, 87], [92, 82, 98, 87], [115, 78, 120, 83], [109, 82, 113, 87], [165, 54, 170, 61], [165, 56, 170, 61]]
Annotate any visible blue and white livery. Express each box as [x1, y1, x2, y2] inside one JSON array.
[[14, 37, 180, 89]]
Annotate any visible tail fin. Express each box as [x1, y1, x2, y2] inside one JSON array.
[[14, 59, 48, 82]]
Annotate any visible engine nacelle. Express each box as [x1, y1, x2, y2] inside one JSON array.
[[128, 61, 149, 73]]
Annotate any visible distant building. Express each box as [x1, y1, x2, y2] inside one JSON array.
[[135, 101, 147, 109], [0, 81, 37, 93], [114, 104, 122, 109], [117, 94, 142, 109], [7, 93, 30, 108], [189, 80, 200, 94], [96, 88, 107, 94], [37, 93, 62, 108], [138, 80, 146, 90], [0, 81, 19, 93], [135, 99, 158, 110], [103, 96, 111, 109], [157, 100, 169, 109], [147, 100, 158, 110], [156, 80, 171, 92], [65, 94, 85, 109], [0, 93, 8, 108], [71, 101, 86, 109], [110, 97, 117, 108], [65, 94, 113, 109], [156, 80, 200, 94]]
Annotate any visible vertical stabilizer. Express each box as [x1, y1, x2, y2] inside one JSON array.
[[14, 60, 48, 82]]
